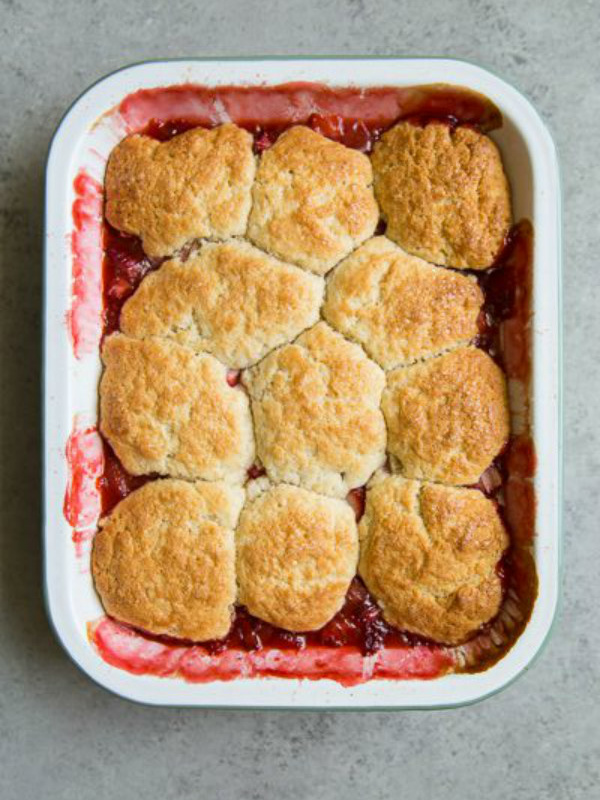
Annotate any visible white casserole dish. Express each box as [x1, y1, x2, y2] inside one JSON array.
[[44, 57, 561, 708]]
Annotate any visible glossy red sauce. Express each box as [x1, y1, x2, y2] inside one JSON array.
[[91, 615, 453, 685], [68, 172, 104, 358], [64, 422, 104, 528], [102, 225, 163, 338], [69, 81, 538, 682], [117, 81, 502, 136], [63, 420, 104, 559], [346, 486, 366, 521], [475, 219, 534, 377], [98, 442, 152, 516], [246, 464, 266, 481], [134, 84, 500, 156], [226, 369, 241, 387], [92, 576, 442, 661]]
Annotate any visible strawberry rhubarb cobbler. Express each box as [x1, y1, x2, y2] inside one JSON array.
[[82, 82, 537, 685]]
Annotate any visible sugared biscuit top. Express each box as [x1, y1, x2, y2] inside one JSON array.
[[247, 126, 379, 275], [236, 484, 358, 631], [382, 347, 509, 485], [100, 334, 254, 482], [92, 479, 243, 641], [323, 236, 484, 369], [105, 124, 255, 257], [358, 474, 508, 644], [371, 122, 511, 269], [120, 240, 324, 368], [244, 322, 386, 497]]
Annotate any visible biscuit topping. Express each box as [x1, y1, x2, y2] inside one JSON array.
[[120, 240, 324, 368], [236, 484, 359, 631], [323, 236, 484, 368], [105, 124, 255, 257], [248, 126, 379, 274], [371, 122, 511, 269], [100, 334, 255, 483], [92, 480, 244, 641], [359, 475, 509, 644], [382, 347, 510, 485], [244, 322, 387, 497]]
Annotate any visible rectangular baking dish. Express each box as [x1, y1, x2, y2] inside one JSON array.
[[44, 57, 561, 708]]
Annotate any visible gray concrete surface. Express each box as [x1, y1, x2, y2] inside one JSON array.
[[0, 0, 597, 798]]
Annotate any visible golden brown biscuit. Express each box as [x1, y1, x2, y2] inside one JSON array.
[[244, 322, 386, 497], [359, 474, 509, 644], [92, 479, 244, 641], [105, 124, 255, 257], [382, 347, 510, 485], [323, 236, 484, 369], [371, 122, 511, 269], [247, 126, 379, 275], [100, 334, 254, 482], [120, 240, 324, 368], [236, 484, 358, 631]]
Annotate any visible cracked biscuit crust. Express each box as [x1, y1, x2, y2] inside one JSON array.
[[323, 236, 484, 369], [382, 347, 510, 485], [100, 334, 254, 482], [359, 474, 509, 644], [92, 479, 244, 641], [244, 322, 386, 497], [247, 126, 379, 275], [105, 124, 256, 257], [236, 484, 358, 631], [120, 240, 324, 368], [371, 122, 511, 269]]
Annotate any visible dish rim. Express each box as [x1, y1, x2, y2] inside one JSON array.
[[43, 56, 562, 709]]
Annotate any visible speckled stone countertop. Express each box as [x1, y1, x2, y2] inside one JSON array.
[[0, 1, 596, 798]]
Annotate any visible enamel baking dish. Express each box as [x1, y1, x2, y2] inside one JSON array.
[[44, 58, 561, 708]]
